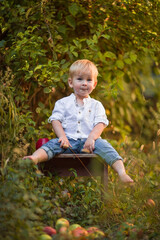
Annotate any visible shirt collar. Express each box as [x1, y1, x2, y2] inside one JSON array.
[[71, 93, 91, 105]]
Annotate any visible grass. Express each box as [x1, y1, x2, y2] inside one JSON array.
[[0, 138, 160, 240]]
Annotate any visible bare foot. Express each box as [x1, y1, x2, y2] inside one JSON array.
[[119, 173, 134, 183], [23, 156, 38, 164]]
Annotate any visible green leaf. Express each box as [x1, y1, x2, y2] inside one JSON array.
[[104, 51, 116, 59], [38, 102, 45, 109], [124, 58, 132, 64], [73, 52, 78, 57], [43, 87, 51, 93], [68, 3, 79, 17], [93, 34, 98, 43], [115, 70, 124, 78], [73, 39, 79, 47], [26, 7, 32, 19], [101, 34, 110, 39], [116, 60, 124, 69], [129, 52, 137, 62], [66, 15, 76, 29], [34, 65, 43, 71], [17, 32, 24, 38], [58, 25, 67, 34]]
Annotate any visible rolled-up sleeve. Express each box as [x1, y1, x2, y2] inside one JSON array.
[[48, 100, 64, 123], [94, 102, 109, 127]]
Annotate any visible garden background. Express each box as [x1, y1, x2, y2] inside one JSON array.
[[0, 0, 160, 239]]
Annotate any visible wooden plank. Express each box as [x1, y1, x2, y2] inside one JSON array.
[[54, 153, 98, 158]]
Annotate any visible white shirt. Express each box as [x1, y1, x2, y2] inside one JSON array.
[[48, 93, 109, 140]]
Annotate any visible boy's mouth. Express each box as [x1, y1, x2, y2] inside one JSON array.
[[81, 88, 88, 91]]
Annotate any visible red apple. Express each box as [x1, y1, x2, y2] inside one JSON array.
[[36, 138, 49, 150], [87, 227, 99, 233], [87, 227, 105, 238], [72, 227, 88, 239], [146, 199, 156, 207], [59, 226, 68, 234], [43, 226, 56, 236]]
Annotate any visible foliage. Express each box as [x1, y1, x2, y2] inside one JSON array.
[[0, 159, 44, 240], [0, 68, 44, 165], [0, 0, 160, 150], [0, 139, 160, 239], [0, 68, 28, 163]]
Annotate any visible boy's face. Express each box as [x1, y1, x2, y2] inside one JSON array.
[[68, 72, 97, 99]]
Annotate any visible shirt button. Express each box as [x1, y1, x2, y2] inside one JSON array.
[[78, 121, 80, 124], [77, 130, 80, 133], [79, 111, 81, 114]]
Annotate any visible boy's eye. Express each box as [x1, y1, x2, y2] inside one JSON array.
[[87, 79, 92, 82], [77, 78, 82, 80]]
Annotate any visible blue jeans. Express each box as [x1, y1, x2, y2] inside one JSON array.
[[40, 138, 123, 166]]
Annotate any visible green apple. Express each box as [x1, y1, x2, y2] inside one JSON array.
[[39, 234, 52, 240], [88, 230, 105, 238], [68, 224, 81, 232], [87, 227, 105, 239], [55, 218, 70, 232]]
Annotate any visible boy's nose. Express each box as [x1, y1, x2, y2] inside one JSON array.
[[82, 80, 87, 85]]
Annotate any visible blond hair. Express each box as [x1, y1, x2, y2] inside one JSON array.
[[69, 59, 98, 82]]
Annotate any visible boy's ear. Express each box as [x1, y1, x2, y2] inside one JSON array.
[[93, 81, 97, 88], [68, 78, 73, 88]]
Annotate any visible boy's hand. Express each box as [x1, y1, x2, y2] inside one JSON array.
[[58, 136, 72, 149], [83, 137, 95, 153], [82, 123, 105, 153]]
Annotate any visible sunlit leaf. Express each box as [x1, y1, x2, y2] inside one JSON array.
[[116, 60, 124, 69], [104, 51, 116, 59]]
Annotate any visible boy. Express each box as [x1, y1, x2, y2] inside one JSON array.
[[24, 59, 133, 183]]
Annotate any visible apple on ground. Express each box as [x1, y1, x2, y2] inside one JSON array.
[[59, 226, 68, 234], [87, 227, 105, 239], [39, 234, 52, 240], [55, 218, 70, 232], [146, 199, 156, 207], [43, 226, 56, 236], [87, 227, 99, 233], [72, 227, 88, 239], [68, 224, 81, 232]]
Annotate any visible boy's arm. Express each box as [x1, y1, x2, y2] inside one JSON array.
[[52, 120, 72, 148], [83, 122, 106, 153]]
